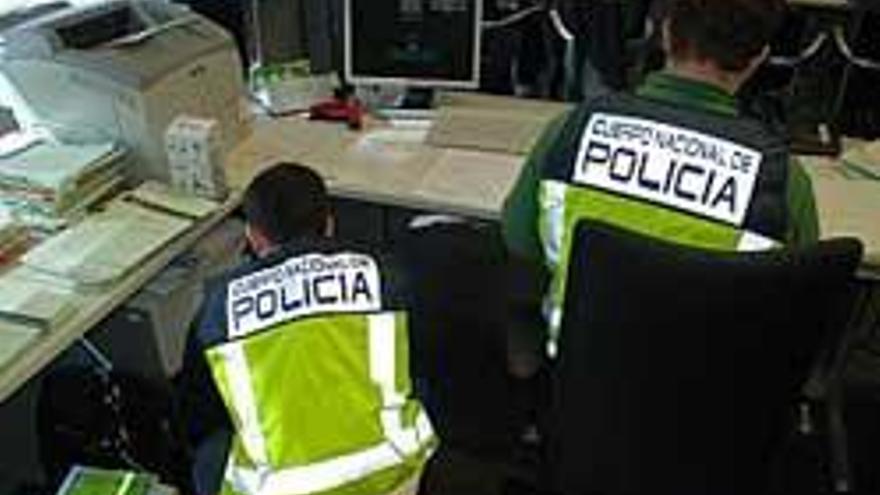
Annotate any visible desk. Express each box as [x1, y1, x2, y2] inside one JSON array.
[[226, 117, 526, 220], [0, 196, 239, 403], [226, 101, 880, 272], [2, 94, 878, 404], [801, 152, 880, 274]]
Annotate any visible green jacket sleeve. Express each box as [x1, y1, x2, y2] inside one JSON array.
[[501, 112, 570, 261], [785, 158, 821, 247]]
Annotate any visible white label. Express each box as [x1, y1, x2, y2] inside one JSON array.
[[572, 113, 763, 226], [226, 253, 383, 338]]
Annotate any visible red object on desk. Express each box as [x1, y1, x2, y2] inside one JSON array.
[[308, 96, 365, 130]]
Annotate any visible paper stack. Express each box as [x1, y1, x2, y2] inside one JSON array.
[[0, 208, 27, 263], [23, 201, 193, 286], [0, 266, 76, 330], [0, 139, 127, 232], [124, 180, 222, 220]]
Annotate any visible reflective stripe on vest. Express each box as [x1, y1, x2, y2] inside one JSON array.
[[226, 443, 401, 495], [216, 311, 434, 495], [368, 313, 436, 457], [218, 342, 269, 466]]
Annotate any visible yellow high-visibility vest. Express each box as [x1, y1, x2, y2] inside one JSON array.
[[204, 249, 436, 495]]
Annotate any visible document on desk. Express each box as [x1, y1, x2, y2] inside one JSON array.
[[124, 181, 221, 219], [0, 267, 77, 329], [0, 266, 77, 369], [332, 137, 435, 200], [227, 119, 354, 187], [0, 141, 118, 190], [0, 324, 41, 371], [23, 202, 193, 286], [415, 149, 523, 216], [427, 105, 567, 155], [353, 128, 430, 166]]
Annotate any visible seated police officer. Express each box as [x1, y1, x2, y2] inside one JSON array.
[[502, 0, 820, 357], [181, 163, 435, 495]]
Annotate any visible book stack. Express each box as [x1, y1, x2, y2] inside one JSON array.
[[0, 139, 127, 232]]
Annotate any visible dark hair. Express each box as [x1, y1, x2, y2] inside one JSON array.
[[664, 0, 784, 72], [242, 162, 330, 245]]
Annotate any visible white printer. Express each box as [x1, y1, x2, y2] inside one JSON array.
[[0, 0, 249, 183]]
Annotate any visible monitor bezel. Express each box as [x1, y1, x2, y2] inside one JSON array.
[[343, 0, 483, 89]]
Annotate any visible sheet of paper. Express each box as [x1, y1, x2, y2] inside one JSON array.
[[0, 268, 77, 328], [226, 118, 355, 188], [414, 149, 522, 216], [23, 202, 193, 285], [427, 106, 561, 155], [127, 181, 220, 219], [360, 127, 429, 146], [0, 141, 118, 190], [0, 324, 40, 370]]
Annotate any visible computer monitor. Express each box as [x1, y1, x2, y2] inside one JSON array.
[[344, 0, 483, 89]]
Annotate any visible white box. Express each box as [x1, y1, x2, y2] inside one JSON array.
[[164, 116, 228, 200]]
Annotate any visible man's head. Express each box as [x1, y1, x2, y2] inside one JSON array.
[[662, 0, 785, 91], [242, 163, 331, 256]]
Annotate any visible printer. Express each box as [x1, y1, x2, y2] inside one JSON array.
[[0, 0, 249, 183]]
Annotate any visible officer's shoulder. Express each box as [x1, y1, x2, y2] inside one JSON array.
[[594, 91, 787, 149]]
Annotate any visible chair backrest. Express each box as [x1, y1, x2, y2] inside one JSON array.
[[549, 220, 863, 495], [397, 221, 510, 457]]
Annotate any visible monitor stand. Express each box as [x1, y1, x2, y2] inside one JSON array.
[[359, 86, 438, 121]]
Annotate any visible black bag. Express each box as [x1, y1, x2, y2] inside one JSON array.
[[37, 366, 192, 492]]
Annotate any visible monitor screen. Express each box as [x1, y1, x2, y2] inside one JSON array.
[[344, 0, 482, 88]]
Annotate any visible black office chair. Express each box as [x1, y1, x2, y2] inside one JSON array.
[[396, 219, 516, 495], [396, 220, 511, 456], [547, 220, 863, 495]]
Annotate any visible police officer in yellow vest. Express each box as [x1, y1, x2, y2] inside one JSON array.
[[502, 0, 820, 357], [183, 163, 435, 495]]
